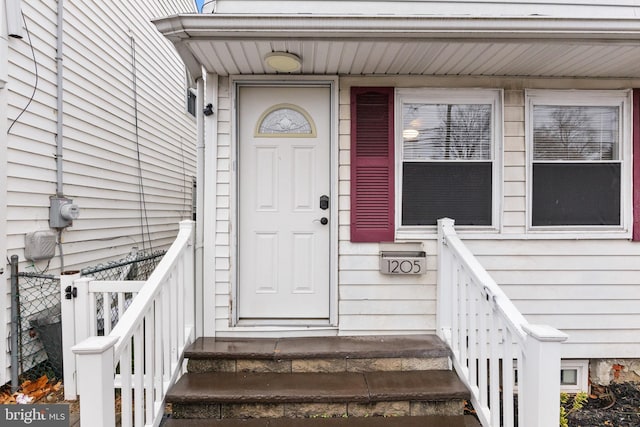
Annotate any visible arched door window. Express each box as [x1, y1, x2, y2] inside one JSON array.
[[255, 104, 316, 137]]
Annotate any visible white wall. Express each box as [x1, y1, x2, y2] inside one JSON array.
[[209, 74, 640, 358], [3, 0, 196, 382]]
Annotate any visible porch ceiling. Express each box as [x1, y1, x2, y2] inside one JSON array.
[[154, 14, 640, 80]]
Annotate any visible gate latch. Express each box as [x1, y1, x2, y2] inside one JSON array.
[[65, 285, 77, 299]]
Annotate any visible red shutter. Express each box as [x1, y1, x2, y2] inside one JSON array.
[[350, 87, 395, 242], [633, 89, 640, 240]]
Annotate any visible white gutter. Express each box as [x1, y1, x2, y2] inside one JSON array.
[[155, 14, 640, 42]]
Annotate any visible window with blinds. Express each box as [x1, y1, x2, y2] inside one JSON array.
[[528, 91, 629, 228], [397, 89, 501, 228]]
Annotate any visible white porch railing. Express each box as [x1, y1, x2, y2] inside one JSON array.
[[437, 218, 568, 427], [70, 220, 195, 427]]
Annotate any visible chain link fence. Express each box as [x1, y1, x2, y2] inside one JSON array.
[[10, 249, 166, 385]]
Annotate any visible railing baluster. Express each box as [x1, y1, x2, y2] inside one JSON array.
[[489, 313, 501, 427], [103, 292, 112, 335], [162, 283, 171, 384], [133, 324, 144, 427], [177, 257, 185, 348], [451, 260, 460, 358], [502, 328, 515, 427], [144, 306, 155, 424], [468, 281, 478, 391], [120, 338, 133, 427], [458, 270, 468, 374]]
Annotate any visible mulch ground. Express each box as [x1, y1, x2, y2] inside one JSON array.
[[566, 383, 640, 427]]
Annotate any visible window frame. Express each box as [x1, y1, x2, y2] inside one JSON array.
[[526, 89, 633, 236], [395, 88, 503, 239]]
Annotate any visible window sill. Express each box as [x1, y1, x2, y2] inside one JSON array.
[[394, 226, 632, 241], [395, 225, 500, 241]]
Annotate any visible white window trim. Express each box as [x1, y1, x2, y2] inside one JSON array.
[[395, 88, 503, 240], [525, 89, 633, 238], [513, 359, 589, 394]]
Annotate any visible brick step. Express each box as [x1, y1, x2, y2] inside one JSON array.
[[167, 370, 469, 419], [162, 415, 482, 427], [185, 335, 451, 374]]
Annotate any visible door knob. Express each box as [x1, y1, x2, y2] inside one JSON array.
[[320, 217, 328, 225]]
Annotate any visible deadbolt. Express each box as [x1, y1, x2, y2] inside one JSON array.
[[320, 195, 329, 210]]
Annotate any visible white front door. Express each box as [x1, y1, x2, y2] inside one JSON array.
[[238, 85, 331, 323]]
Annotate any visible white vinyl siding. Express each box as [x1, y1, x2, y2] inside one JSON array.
[[6, 0, 196, 270], [3, 0, 196, 382], [466, 239, 640, 358], [208, 74, 640, 357]]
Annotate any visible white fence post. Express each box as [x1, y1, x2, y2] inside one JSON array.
[[72, 336, 118, 427], [60, 271, 81, 400], [437, 218, 455, 343], [73, 277, 95, 344], [520, 324, 568, 427]]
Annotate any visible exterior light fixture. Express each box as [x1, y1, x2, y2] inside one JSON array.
[[403, 129, 419, 140], [264, 52, 302, 72]]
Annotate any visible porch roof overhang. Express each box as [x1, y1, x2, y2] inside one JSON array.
[[153, 14, 640, 81]]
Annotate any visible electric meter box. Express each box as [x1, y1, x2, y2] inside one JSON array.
[[25, 230, 57, 262], [50, 196, 80, 228]]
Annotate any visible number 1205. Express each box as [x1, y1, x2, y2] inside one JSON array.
[[382, 259, 424, 274]]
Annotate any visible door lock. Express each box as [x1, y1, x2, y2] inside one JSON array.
[[319, 195, 329, 210], [320, 217, 328, 225]]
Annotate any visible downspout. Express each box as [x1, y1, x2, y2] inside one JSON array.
[[195, 76, 204, 337], [55, 0, 63, 197]]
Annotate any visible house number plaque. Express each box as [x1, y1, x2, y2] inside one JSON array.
[[380, 251, 426, 275]]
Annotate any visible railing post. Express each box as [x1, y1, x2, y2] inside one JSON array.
[[60, 271, 81, 400], [520, 324, 568, 427], [437, 218, 455, 342], [72, 336, 118, 427], [180, 220, 196, 341]]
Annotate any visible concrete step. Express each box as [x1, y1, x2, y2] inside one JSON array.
[[185, 335, 451, 374], [162, 415, 482, 427], [167, 370, 470, 419]]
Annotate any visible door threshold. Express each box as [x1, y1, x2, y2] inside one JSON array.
[[217, 325, 339, 339], [236, 318, 332, 327]]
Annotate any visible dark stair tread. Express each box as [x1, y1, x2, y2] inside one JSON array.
[[167, 370, 469, 404], [185, 335, 450, 360], [162, 415, 481, 427]]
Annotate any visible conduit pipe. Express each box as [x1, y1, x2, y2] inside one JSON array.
[[55, 0, 63, 196]]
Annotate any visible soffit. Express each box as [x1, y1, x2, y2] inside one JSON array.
[[154, 15, 640, 79]]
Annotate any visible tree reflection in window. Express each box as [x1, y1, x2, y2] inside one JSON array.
[[402, 104, 491, 161], [533, 106, 619, 161]]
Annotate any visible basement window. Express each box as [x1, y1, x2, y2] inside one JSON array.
[[513, 359, 589, 393]]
